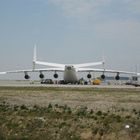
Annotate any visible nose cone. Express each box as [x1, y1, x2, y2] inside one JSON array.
[[67, 66, 72, 70], [65, 66, 73, 70], [64, 65, 78, 83]]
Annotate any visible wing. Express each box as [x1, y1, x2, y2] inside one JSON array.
[[78, 68, 140, 75], [0, 67, 65, 74]]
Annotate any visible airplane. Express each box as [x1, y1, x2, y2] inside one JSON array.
[[0, 45, 140, 84]]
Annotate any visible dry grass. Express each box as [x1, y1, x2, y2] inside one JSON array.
[[0, 86, 140, 140], [0, 86, 140, 110]]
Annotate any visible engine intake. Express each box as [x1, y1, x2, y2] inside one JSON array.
[[101, 74, 105, 79], [115, 75, 120, 80], [87, 74, 92, 79], [24, 75, 30, 79], [54, 73, 58, 79], [39, 73, 44, 79]]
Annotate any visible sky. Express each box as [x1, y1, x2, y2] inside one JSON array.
[[0, 0, 140, 79]]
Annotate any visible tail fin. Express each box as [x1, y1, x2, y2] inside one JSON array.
[[33, 44, 37, 70], [102, 51, 105, 69]]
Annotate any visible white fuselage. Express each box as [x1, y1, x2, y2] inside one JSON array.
[[63, 65, 78, 83]]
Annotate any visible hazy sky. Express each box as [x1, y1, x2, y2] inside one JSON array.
[[0, 0, 140, 79]]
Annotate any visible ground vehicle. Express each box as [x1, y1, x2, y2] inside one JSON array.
[[41, 79, 54, 84], [91, 79, 101, 85], [125, 76, 140, 87]]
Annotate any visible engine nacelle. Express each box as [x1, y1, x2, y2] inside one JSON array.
[[87, 73, 92, 79], [101, 74, 105, 79], [115, 75, 120, 80], [24, 74, 30, 80], [39, 73, 44, 79], [54, 73, 58, 79]]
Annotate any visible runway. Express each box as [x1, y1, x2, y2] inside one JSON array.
[[0, 80, 139, 89]]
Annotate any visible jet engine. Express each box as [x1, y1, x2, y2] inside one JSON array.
[[115, 75, 120, 80], [24, 74, 30, 79], [39, 73, 44, 79], [54, 73, 58, 79], [101, 74, 105, 79], [87, 73, 92, 79]]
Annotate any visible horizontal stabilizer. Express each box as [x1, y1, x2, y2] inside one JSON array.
[[74, 61, 104, 68], [0, 72, 7, 74], [35, 61, 65, 68]]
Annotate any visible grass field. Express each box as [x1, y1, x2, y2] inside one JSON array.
[[0, 86, 140, 140]]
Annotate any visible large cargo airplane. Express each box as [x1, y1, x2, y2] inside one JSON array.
[[0, 46, 139, 83]]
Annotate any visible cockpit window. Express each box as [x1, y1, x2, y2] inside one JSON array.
[[67, 66, 72, 70]]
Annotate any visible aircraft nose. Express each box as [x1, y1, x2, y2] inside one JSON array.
[[66, 66, 72, 70], [68, 66, 72, 70]]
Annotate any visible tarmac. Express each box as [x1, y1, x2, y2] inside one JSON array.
[[0, 80, 139, 89]]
